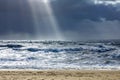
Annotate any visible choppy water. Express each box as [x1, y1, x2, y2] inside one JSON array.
[[0, 40, 120, 70]]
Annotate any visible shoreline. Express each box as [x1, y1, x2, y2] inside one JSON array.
[[0, 69, 119, 80], [0, 68, 119, 71]]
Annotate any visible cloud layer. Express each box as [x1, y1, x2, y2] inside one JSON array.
[[0, 0, 120, 40]]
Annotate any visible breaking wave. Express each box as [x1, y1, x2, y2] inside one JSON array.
[[0, 40, 120, 70]]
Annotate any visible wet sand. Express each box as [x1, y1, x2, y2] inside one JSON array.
[[0, 70, 119, 80]]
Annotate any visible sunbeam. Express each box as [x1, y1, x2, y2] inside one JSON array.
[[28, 0, 64, 40]]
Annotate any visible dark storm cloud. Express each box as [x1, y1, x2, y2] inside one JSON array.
[[0, 0, 120, 40], [52, 0, 120, 22], [63, 20, 120, 40], [51, 0, 120, 40], [0, 0, 34, 38]]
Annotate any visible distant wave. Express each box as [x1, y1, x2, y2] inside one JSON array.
[[0, 44, 23, 48]]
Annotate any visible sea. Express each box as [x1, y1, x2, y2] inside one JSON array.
[[0, 40, 120, 70]]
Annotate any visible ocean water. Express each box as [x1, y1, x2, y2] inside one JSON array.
[[0, 40, 120, 70]]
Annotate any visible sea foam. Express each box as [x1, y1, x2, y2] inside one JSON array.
[[0, 40, 120, 70]]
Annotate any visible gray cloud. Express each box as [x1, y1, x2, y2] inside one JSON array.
[[0, 0, 35, 36], [51, 0, 120, 40], [0, 0, 120, 40], [63, 20, 120, 40]]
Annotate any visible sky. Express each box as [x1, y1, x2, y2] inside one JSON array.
[[0, 0, 120, 40]]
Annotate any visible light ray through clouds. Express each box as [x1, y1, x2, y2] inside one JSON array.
[[28, 0, 64, 40]]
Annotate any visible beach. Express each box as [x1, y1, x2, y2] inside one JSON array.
[[0, 70, 119, 80], [0, 41, 120, 80]]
